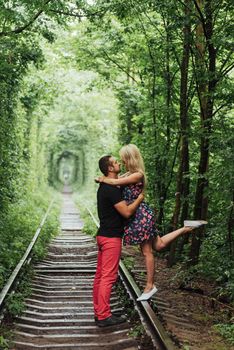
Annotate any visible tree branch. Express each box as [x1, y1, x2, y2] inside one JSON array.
[[177, 0, 200, 21], [48, 9, 107, 19], [192, 0, 208, 40], [171, 45, 181, 67], [190, 46, 206, 120], [212, 102, 231, 117], [141, 10, 164, 38], [102, 50, 139, 84], [49, 9, 84, 18], [220, 63, 234, 78], [185, 71, 196, 111], [0, 0, 54, 36], [165, 134, 181, 195], [219, 51, 234, 75]]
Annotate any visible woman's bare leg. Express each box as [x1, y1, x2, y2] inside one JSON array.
[[154, 227, 192, 251], [140, 240, 155, 292]]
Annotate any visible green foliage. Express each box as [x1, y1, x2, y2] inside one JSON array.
[[197, 228, 234, 301], [81, 215, 98, 237], [123, 256, 135, 270], [0, 190, 60, 290], [6, 292, 28, 317], [75, 188, 99, 237], [0, 1, 120, 307], [0, 1, 68, 296], [4, 264, 33, 317], [129, 323, 145, 338], [34, 30, 120, 188], [33, 198, 61, 261], [70, 0, 234, 300], [214, 322, 234, 345], [182, 346, 191, 350], [0, 335, 10, 350]]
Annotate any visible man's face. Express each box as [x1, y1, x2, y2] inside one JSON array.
[[109, 157, 121, 174]]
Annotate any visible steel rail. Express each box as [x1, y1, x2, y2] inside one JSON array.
[[0, 198, 55, 319], [86, 206, 175, 350]]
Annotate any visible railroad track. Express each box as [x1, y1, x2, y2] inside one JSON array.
[[2, 190, 177, 350]]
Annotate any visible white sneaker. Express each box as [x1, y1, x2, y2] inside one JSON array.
[[137, 285, 158, 301], [184, 220, 208, 228]]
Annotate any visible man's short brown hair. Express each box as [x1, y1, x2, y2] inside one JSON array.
[[99, 155, 112, 176]]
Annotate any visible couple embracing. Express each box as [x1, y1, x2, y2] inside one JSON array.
[[93, 144, 206, 327]]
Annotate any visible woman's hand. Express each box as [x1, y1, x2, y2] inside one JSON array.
[[95, 176, 105, 183]]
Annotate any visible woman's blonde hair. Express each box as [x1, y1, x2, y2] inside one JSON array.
[[119, 144, 147, 186]]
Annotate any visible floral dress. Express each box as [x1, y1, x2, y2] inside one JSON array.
[[123, 183, 158, 245]]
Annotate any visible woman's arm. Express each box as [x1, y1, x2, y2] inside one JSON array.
[[96, 172, 143, 186]]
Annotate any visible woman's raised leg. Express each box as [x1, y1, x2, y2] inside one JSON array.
[[154, 227, 192, 251]]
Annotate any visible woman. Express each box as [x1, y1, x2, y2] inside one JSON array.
[[96, 144, 206, 301]]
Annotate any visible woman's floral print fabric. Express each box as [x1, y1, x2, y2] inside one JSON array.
[[123, 183, 158, 245]]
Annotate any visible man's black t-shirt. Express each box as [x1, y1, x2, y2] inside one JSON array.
[[97, 183, 124, 238]]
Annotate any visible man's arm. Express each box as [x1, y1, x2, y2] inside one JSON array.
[[114, 193, 144, 219]]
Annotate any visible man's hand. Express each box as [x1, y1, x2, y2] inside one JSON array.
[[138, 193, 144, 202], [95, 176, 104, 183], [114, 191, 145, 219]]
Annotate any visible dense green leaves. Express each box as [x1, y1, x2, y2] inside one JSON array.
[[69, 0, 234, 295]]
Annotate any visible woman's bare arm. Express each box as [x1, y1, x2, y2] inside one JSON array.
[[96, 172, 143, 186]]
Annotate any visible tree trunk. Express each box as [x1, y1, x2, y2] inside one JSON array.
[[157, 17, 174, 227], [227, 191, 234, 257], [189, 0, 217, 265], [168, 0, 191, 266]]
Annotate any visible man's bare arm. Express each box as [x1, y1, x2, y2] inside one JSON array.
[[114, 193, 144, 219]]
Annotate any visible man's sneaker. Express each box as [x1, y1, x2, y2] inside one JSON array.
[[184, 220, 208, 228], [94, 312, 126, 322], [112, 310, 125, 318], [96, 315, 126, 327]]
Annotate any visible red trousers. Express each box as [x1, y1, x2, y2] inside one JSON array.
[[93, 236, 122, 320]]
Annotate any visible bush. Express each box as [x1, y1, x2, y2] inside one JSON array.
[[214, 322, 234, 345], [0, 190, 60, 290]]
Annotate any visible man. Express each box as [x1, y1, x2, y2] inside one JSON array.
[[93, 155, 144, 327]]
